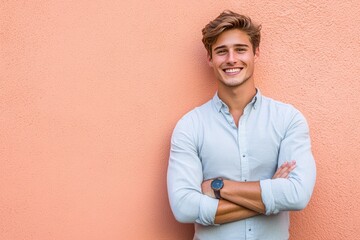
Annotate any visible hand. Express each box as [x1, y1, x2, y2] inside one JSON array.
[[201, 179, 215, 198], [272, 160, 296, 179]]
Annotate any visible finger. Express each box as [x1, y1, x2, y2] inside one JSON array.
[[280, 164, 297, 178], [273, 160, 297, 179], [278, 162, 297, 178], [272, 162, 289, 179], [276, 162, 291, 176]]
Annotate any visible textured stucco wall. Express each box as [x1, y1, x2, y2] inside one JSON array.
[[1, 1, 359, 239]]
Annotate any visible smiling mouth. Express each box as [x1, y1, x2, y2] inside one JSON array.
[[223, 67, 243, 73]]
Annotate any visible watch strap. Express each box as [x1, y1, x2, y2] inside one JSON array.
[[213, 189, 221, 199]]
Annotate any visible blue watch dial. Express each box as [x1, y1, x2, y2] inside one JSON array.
[[211, 178, 224, 190]]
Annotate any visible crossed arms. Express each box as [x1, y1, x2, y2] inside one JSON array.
[[167, 109, 316, 226], [201, 161, 296, 224]]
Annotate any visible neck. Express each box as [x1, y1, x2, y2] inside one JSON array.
[[218, 81, 257, 113]]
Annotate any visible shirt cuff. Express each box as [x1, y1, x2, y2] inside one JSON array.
[[195, 195, 219, 226], [260, 179, 278, 215]]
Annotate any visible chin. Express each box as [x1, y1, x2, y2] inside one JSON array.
[[222, 80, 247, 88]]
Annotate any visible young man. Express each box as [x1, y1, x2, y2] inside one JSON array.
[[167, 10, 316, 240]]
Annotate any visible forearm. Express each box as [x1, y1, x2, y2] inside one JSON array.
[[219, 161, 297, 213], [215, 199, 259, 224], [221, 180, 265, 213]]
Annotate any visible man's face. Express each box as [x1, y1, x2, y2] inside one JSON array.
[[208, 29, 259, 88]]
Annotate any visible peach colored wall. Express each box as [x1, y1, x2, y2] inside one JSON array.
[[1, 1, 359, 239]]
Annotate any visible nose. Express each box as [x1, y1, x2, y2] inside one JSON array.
[[226, 50, 237, 64]]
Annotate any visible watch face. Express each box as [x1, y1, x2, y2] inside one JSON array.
[[211, 179, 223, 190]]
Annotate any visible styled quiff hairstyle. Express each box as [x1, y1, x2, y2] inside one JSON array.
[[202, 10, 262, 58]]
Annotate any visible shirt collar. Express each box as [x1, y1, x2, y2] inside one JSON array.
[[252, 88, 261, 110], [212, 88, 262, 112], [213, 93, 224, 112]]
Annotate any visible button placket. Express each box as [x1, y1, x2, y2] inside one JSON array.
[[221, 106, 236, 128], [246, 218, 254, 239], [238, 114, 250, 182]]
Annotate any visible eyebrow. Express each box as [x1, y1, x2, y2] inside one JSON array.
[[213, 44, 249, 51]]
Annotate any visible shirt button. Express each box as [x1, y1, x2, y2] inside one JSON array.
[[242, 155, 246, 157], [249, 229, 251, 231]]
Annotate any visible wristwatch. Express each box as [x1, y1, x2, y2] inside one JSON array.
[[211, 178, 224, 199]]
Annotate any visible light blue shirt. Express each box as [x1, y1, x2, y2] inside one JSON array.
[[167, 90, 316, 240]]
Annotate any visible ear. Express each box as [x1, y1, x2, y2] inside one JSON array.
[[254, 47, 260, 63], [207, 53, 213, 67]]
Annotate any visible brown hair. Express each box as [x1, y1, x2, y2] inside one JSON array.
[[202, 10, 262, 58]]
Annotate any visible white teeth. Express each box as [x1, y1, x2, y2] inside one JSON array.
[[225, 68, 241, 73]]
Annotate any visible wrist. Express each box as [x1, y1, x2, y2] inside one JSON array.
[[219, 179, 236, 201], [211, 178, 224, 199]]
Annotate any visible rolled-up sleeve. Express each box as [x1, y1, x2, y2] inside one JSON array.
[[167, 114, 218, 225], [260, 109, 316, 215]]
